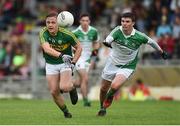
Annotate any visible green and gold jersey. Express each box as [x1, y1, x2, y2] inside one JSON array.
[[72, 26, 99, 61], [39, 27, 78, 64], [107, 26, 150, 69]]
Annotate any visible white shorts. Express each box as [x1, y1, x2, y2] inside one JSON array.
[[46, 63, 71, 75], [101, 59, 134, 82], [75, 58, 90, 72]]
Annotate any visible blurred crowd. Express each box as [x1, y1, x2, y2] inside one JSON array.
[[113, 79, 152, 101], [0, 0, 180, 79]]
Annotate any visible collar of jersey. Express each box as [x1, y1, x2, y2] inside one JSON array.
[[78, 25, 91, 34], [119, 26, 135, 38]]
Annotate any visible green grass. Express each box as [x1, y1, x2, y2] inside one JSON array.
[[0, 99, 180, 125]]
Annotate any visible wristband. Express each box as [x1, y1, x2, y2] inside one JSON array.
[[59, 53, 63, 58]]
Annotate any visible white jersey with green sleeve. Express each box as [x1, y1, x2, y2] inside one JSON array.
[[73, 26, 99, 62], [105, 26, 161, 69]]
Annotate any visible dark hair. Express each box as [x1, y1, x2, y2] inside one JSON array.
[[121, 12, 136, 22], [80, 13, 90, 19], [46, 12, 58, 19]]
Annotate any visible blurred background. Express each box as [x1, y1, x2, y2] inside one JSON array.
[[0, 0, 180, 101]]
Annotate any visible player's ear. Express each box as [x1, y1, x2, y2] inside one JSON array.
[[132, 21, 135, 26]]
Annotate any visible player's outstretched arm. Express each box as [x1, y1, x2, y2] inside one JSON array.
[[41, 42, 62, 57], [147, 37, 169, 60]]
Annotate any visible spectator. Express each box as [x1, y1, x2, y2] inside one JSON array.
[[129, 79, 151, 101], [171, 14, 180, 59], [160, 6, 171, 24], [11, 17, 25, 35], [172, 15, 180, 40], [0, 42, 7, 77], [132, 0, 147, 33], [170, 6, 180, 25], [146, 0, 162, 31], [174, 37, 180, 59], [170, 0, 180, 12], [11, 46, 29, 79], [158, 33, 175, 59], [0, 41, 13, 77], [0, 42, 6, 64], [0, 0, 14, 31], [156, 18, 172, 37]]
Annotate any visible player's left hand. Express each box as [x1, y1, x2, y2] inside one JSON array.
[[70, 62, 75, 71], [70, 62, 76, 76], [62, 55, 72, 64], [161, 51, 169, 60]]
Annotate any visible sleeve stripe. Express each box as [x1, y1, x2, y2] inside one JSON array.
[[59, 28, 78, 43]]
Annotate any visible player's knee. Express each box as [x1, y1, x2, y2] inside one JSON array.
[[82, 78, 88, 84], [101, 84, 110, 91], [60, 85, 73, 92], [74, 83, 80, 88], [50, 89, 59, 98], [72, 79, 80, 87], [111, 83, 121, 90]]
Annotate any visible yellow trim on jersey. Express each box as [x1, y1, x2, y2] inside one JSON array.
[[39, 27, 48, 44], [59, 27, 78, 44], [50, 43, 71, 51]]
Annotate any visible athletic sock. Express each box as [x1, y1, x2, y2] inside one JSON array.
[[106, 88, 117, 99], [83, 97, 89, 104], [100, 101, 103, 109], [100, 89, 107, 109], [60, 104, 69, 113]]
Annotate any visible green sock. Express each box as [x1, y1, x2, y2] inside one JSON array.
[[83, 97, 89, 104], [60, 105, 68, 113], [100, 102, 104, 109], [106, 88, 117, 99]]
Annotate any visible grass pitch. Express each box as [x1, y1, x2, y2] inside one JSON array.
[[0, 99, 180, 125]]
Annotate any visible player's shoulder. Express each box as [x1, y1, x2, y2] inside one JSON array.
[[110, 26, 121, 35], [72, 26, 81, 33], [90, 26, 98, 32], [39, 27, 48, 33], [113, 26, 120, 31], [59, 27, 74, 36], [39, 27, 48, 36], [59, 27, 78, 41], [111, 26, 121, 33], [135, 29, 148, 38]]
